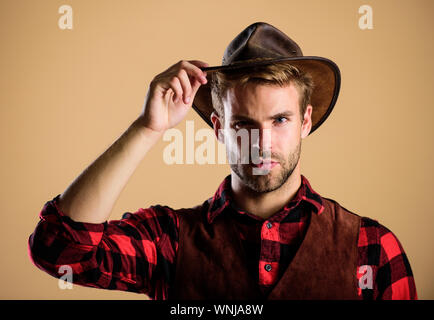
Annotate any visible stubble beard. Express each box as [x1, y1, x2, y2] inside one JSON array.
[[230, 140, 302, 193]]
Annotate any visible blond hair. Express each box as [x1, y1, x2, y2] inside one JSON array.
[[210, 60, 314, 121]]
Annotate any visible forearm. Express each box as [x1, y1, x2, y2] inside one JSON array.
[[58, 117, 162, 223]]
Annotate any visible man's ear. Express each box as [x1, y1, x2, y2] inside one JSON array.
[[301, 104, 313, 139], [211, 111, 224, 144]]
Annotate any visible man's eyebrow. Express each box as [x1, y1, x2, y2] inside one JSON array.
[[230, 110, 295, 122], [270, 111, 295, 119], [230, 115, 255, 122]]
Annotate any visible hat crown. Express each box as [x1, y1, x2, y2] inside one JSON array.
[[222, 22, 303, 66]]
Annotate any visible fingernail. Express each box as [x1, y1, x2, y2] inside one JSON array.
[[185, 96, 190, 103]]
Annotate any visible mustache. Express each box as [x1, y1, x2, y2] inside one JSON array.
[[251, 150, 282, 163]]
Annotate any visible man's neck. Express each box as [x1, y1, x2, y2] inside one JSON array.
[[230, 167, 302, 220]]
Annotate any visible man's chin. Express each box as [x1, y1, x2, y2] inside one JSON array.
[[237, 168, 285, 193]]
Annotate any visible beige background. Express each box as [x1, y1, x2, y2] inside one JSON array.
[[1, 0, 433, 299]]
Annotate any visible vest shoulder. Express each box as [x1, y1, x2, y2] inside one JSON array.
[[320, 196, 362, 220], [168, 198, 211, 218], [320, 197, 387, 225]]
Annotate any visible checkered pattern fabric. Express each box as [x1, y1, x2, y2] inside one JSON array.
[[28, 175, 417, 300]]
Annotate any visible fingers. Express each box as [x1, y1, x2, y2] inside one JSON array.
[[169, 76, 183, 103], [190, 76, 203, 95], [153, 60, 209, 105], [178, 60, 208, 85], [170, 60, 208, 104], [188, 61, 209, 84], [177, 69, 193, 104], [188, 60, 210, 70]]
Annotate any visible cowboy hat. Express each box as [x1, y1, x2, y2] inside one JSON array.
[[192, 22, 341, 135]]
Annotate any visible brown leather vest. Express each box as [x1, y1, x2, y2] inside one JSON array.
[[170, 197, 361, 300]]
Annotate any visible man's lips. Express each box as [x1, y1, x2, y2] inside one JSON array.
[[251, 161, 279, 169]]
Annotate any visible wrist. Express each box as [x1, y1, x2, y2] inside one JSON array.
[[130, 117, 165, 140]]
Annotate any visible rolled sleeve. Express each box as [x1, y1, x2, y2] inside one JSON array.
[[39, 194, 106, 245], [28, 195, 179, 298]]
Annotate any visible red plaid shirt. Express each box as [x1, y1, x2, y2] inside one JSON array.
[[28, 175, 417, 300]]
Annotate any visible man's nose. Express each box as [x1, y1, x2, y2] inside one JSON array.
[[251, 128, 272, 157]]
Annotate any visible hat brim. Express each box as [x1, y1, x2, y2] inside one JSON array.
[[192, 56, 341, 135]]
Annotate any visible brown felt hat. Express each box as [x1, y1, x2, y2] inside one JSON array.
[[192, 22, 341, 135]]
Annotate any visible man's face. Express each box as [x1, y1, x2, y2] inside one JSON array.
[[215, 82, 312, 193]]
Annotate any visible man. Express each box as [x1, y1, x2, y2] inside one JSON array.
[[28, 22, 417, 300]]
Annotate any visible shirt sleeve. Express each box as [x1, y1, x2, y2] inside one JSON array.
[[376, 224, 417, 300], [28, 194, 179, 299], [357, 217, 417, 300]]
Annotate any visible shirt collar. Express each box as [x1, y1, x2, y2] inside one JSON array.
[[207, 174, 324, 224]]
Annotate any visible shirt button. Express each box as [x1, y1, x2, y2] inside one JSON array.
[[266, 222, 273, 229], [265, 264, 272, 272]]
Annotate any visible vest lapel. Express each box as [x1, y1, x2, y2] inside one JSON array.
[[268, 201, 361, 300], [172, 208, 262, 299]]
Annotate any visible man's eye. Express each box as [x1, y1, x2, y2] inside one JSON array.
[[274, 117, 288, 124], [234, 121, 249, 128]]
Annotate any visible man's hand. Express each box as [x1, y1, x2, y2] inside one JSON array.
[[138, 60, 209, 134], [55, 60, 209, 223]]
